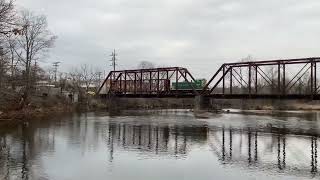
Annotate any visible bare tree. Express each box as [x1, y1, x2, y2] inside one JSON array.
[[238, 55, 253, 93], [12, 10, 57, 103], [0, 0, 15, 36], [0, 0, 16, 90], [137, 60, 155, 69], [137, 61, 156, 79], [68, 64, 100, 104], [5, 36, 21, 89], [266, 66, 279, 94], [68, 70, 81, 93], [79, 64, 98, 92], [0, 47, 8, 89], [69, 65, 99, 91]]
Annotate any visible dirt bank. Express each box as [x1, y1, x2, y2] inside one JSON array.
[[0, 104, 75, 128]]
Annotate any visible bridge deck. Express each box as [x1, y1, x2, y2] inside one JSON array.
[[106, 92, 320, 100]]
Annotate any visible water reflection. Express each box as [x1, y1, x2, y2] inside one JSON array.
[[209, 126, 320, 178], [0, 111, 320, 179], [0, 123, 55, 180], [103, 115, 320, 178], [106, 122, 208, 161], [311, 137, 318, 174]]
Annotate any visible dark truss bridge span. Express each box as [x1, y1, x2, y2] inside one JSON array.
[[98, 57, 320, 100], [203, 57, 320, 100], [98, 67, 200, 98]]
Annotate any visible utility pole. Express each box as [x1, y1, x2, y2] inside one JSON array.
[[52, 62, 61, 82], [97, 71, 102, 87], [110, 49, 117, 71], [110, 49, 117, 79]]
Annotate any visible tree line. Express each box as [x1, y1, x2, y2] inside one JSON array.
[[0, 0, 56, 110]]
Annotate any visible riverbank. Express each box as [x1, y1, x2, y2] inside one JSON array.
[[2, 97, 320, 127], [242, 102, 320, 111], [0, 99, 76, 128], [97, 97, 320, 111]]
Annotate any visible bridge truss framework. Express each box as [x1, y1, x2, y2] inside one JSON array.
[[98, 67, 199, 98], [98, 57, 320, 99], [202, 57, 320, 99]]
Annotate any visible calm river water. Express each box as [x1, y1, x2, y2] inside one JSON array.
[[0, 110, 320, 180]]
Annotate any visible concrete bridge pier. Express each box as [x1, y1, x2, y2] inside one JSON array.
[[107, 96, 123, 115], [194, 95, 211, 111]]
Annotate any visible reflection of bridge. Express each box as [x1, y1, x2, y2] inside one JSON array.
[[208, 127, 319, 177], [99, 57, 320, 100], [105, 122, 319, 177], [106, 123, 208, 161], [1, 112, 319, 179]]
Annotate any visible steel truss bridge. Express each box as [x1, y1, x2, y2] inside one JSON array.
[[98, 57, 320, 99]]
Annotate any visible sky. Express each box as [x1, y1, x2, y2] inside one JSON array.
[[16, 0, 320, 79]]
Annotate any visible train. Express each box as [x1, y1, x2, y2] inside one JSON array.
[[171, 79, 207, 90]]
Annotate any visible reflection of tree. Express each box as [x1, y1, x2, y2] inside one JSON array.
[[107, 124, 114, 162], [311, 137, 318, 174], [21, 126, 29, 180], [277, 134, 286, 170], [248, 129, 251, 163], [254, 131, 258, 162], [229, 128, 232, 159], [222, 127, 225, 161], [0, 136, 10, 180], [0, 120, 56, 179]]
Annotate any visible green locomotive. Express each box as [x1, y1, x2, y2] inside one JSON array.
[[171, 79, 207, 90]]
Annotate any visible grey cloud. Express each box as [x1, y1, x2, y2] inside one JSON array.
[[17, 0, 320, 79]]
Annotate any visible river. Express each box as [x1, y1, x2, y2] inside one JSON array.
[[0, 110, 319, 180]]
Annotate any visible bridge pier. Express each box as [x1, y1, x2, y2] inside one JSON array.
[[194, 95, 211, 110], [107, 96, 123, 115]]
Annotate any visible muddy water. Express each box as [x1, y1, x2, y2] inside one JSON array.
[[0, 110, 319, 180]]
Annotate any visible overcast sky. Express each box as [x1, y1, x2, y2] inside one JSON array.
[[17, 0, 320, 79]]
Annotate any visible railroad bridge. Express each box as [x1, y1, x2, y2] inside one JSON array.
[[98, 57, 320, 100]]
